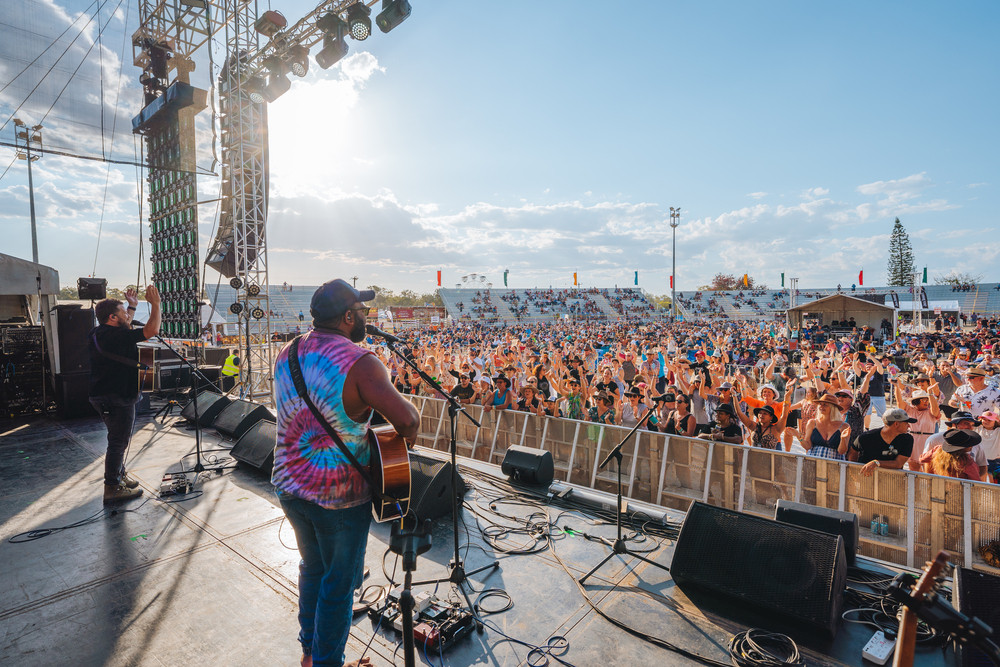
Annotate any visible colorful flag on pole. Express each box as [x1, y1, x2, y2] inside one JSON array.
[[503, 269, 509, 287], [781, 272, 785, 288], [669, 275, 673, 289], [573, 272, 577, 286], [437, 270, 441, 287], [922, 267, 928, 284], [859, 269, 863, 286], [742, 274, 749, 288], [634, 271, 638, 286]]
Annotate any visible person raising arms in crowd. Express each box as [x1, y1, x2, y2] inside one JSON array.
[[800, 394, 850, 460], [895, 380, 941, 470], [661, 392, 698, 437]]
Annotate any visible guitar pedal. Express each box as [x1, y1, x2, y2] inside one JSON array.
[[862, 630, 895, 665]]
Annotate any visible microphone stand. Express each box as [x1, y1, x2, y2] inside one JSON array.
[[579, 406, 670, 584], [154, 334, 236, 476], [377, 334, 497, 632]]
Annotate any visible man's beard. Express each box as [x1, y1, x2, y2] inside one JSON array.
[[349, 317, 366, 343]]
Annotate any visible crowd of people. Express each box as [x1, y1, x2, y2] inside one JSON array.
[[365, 316, 1000, 483]]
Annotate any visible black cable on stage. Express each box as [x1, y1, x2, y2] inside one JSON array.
[[728, 629, 804, 667]]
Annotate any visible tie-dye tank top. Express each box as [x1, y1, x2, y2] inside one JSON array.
[[271, 332, 374, 509]]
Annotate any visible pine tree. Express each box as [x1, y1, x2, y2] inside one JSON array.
[[886, 217, 915, 286]]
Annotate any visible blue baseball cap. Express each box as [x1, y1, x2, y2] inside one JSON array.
[[310, 279, 375, 325]]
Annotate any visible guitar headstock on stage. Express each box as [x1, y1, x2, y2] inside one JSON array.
[[890, 551, 950, 667]]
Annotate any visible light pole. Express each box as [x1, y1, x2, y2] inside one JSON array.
[[669, 207, 680, 321], [13, 119, 43, 264]]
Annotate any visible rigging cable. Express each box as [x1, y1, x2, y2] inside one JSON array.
[[0, 0, 101, 97], [39, 0, 126, 128], [0, 0, 109, 134], [92, 0, 133, 276]]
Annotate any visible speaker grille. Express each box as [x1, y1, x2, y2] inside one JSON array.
[[213, 399, 272, 439], [180, 390, 231, 427], [671, 502, 846, 637], [954, 567, 1000, 667], [231, 420, 276, 471]]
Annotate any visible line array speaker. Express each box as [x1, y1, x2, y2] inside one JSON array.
[[670, 501, 847, 638], [231, 420, 276, 473], [180, 390, 231, 427], [212, 399, 273, 440]]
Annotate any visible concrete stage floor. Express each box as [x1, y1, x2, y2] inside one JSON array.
[[0, 401, 955, 666]]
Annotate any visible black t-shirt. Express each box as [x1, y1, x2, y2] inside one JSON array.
[[88, 324, 148, 399], [712, 421, 743, 440], [851, 428, 914, 464], [449, 383, 475, 401], [868, 371, 885, 397], [517, 397, 542, 412]]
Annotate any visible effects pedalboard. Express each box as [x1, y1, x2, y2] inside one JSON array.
[[368, 588, 475, 652], [159, 472, 193, 497]]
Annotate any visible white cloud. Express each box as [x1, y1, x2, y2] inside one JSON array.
[[747, 191, 768, 200]]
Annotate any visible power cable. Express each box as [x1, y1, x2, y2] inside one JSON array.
[[0, 140, 216, 175]]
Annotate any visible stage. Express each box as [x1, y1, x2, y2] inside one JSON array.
[[0, 402, 958, 666]]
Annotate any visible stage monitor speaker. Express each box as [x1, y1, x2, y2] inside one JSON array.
[[180, 390, 231, 427], [77, 277, 107, 300], [157, 363, 191, 393], [409, 452, 467, 522], [55, 372, 93, 419], [231, 420, 276, 473], [55, 304, 96, 373], [671, 501, 847, 638], [501, 445, 554, 486], [954, 567, 1000, 667], [775, 499, 859, 565], [212, 399, 273, 440]]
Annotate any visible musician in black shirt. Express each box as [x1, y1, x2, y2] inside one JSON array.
[[88, 286, 160, 504]]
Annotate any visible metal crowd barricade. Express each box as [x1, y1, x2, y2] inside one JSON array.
[[410, 397, 1000, 573]]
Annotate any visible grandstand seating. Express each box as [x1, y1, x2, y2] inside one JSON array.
[[201, 282, 1000, 329]]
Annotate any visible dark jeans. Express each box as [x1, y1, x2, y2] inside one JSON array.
[[89, 395, 139, 486], [278, 493, 372, 667]]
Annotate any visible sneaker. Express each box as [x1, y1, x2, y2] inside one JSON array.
[[122, 473, 140, 489], [104, 483, 143, 504]]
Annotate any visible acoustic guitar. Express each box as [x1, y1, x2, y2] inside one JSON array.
[[892, 551, 950, 667], [367, 425, 412, 523]]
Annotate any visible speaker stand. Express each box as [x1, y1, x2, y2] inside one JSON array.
[[579, 408, 670, 585]]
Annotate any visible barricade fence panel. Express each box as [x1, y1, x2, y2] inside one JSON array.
[[412, 397, 1000, 573]]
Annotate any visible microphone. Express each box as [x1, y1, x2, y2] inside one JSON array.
[[366, 324, 404, 344]]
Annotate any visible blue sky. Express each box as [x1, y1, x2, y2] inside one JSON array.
[[0, 0, 997, 294]]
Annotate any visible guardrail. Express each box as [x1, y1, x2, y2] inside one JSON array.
[[407, 395, 1000, 573]]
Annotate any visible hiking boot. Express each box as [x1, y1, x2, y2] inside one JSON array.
[[104, 483, 143, 504], [122, 473, 140, 489]]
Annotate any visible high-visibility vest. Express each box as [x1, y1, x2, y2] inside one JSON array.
[[222, 354, 240, 377]]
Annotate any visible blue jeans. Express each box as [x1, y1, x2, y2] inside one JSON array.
[[867, 395, 886, 417], [278, 493, 372, 667], [90, 395, 139, 486]]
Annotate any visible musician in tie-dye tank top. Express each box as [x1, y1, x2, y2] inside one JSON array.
[[272, 279, 419, 667]]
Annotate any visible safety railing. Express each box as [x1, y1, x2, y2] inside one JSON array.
[[407, 396, 1000, 573]]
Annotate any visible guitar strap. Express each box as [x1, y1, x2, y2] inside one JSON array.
[[287, 335, 395, 504], [90, 331, 150, 370]]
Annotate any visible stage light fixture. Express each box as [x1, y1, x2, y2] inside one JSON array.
[[315, 14, 349, 69], [261, 57, 291, 103], [230, 277, 243, 289], [346, 3, 372, 41], [376, 0, 411, 33], [245, 75, 266, 104], [251, 306, 266, 320], [230, 302, 244, 315], [286, 45, 309, 77], [247, 284, 261, 296], [316, 35, 349, 69]]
